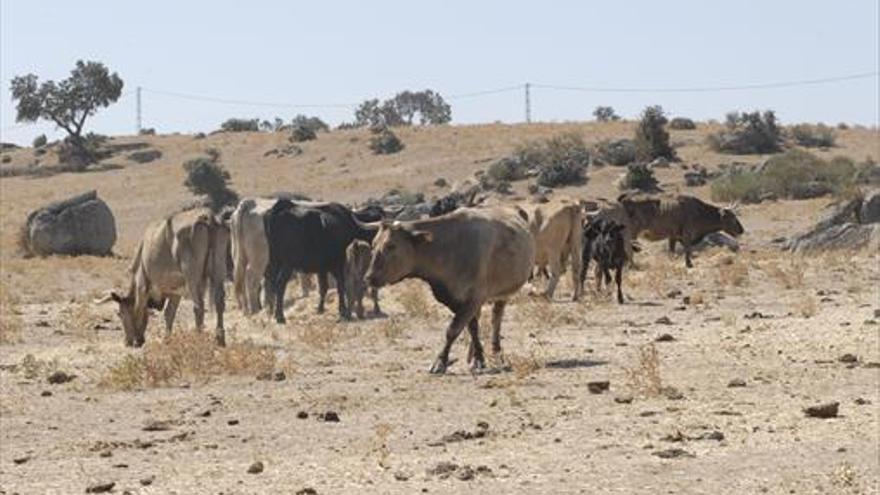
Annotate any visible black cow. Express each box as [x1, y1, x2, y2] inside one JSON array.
[[264, 200, 376, 323], [580, 218, 627, 304], [352, 204, 389, 223]]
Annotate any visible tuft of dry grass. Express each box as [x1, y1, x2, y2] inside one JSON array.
[[623, 343, 663, 397], [101, 332, 276, 390], [717, 256, 750, 287], [796, 295, 817, 318], [0, 282, 22, 344], [372, 423, 393, 469], [376, 317, 405, 342], [507, 350, 544, 380], [830, 461, 858, 488], [764, 258, 806, 289], [299, 318, 350, 350], [396, 282, 436, 319]]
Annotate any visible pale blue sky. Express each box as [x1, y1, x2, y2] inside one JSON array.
[[1, 0, 878, 144]]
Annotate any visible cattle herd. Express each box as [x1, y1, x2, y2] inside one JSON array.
[[98, 192, 744, 374]]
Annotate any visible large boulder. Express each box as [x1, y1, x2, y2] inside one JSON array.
[[859, 190, 880, 224], [24, 190, 116, 256]]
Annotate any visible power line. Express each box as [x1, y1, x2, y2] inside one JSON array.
[[446, 84, 523, 100], [532, 71, 879, 94], [141, 87, 358, 109]]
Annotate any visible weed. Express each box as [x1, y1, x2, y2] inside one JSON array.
[[623, 344, 663, 397]]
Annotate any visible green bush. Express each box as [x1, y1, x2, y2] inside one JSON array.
[[790, 124, 835, 148], [531, 133, 590, 187], [619, 163, 659, 191], [708, 110, 782, 154], [593, 106, 620, 122], [594, 138, 636, 166], [634, 105, 675, 161], [289, 124, 317, 142], [368, 127, 404, 154], [488, 156, 529, 182], [138, 128, 156, 136], [710, 170, 764, 203], [668, 117, 696, 130], [290, 115, 329, 133], [182, 150, 238, 210], [32, 134, 47, 148], [220, 118, 260, 132]]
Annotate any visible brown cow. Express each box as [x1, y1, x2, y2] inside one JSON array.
[[619, 193, 744, 268], [99, 208, 229, 346], [523, 199, 584, 300], [365, 207, 535, 374], [345, 239, 381, 319]]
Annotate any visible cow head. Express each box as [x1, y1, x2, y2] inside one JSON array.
[[96, 291, 148, 347], [366, 221, 433, 288], [720, 207, 744, 237]]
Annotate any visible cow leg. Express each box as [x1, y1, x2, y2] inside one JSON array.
[[212, 277, 226, 347], [668, 237, 677, 254], [273, 266, 293, 324], [542, 257, 562, 300], [595, 263, 604, 291], [370, 288, 382, 316], [245, 266, 262, 315], [190, 281, 206, 332], [490, 301, 507, 361], [683, 241, 694, 268], [333, 264, 351, 321], [317, 272, 328, 314], [603, 266, 612, 286], [430, 305, 477, 375], [163, 295, 181, 338], [579, 255, 591, 295], [466, 315, 486, 370], [233, 257, 248, 314], [299, 273, 312, 298], [262, 273, 275, 316], [615, 265, 624, 304]]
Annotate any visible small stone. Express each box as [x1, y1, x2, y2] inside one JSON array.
[[728, 378, 747, 388], [838, 354, 859, 364], [227, 419, 240, 426], [40, 390, 52, 397], [614, 395, 633, 404], [587, 381, 610, 394], [247, 461, 264, 474], [655, 316, 673, 325], [394, 470, 412, 481], [661, 386, 684, 400], [666, 290, 682, 299], [854, 397, 871, 405], [142, 420, 173, 432], [139, 476, 155, 486], [13, 455, 30, 464], [295, 489, 317, 495], [652, 448, 694, 459], [804, 402, 839, 419], [47, 371, 75, 385], [455, 465, 475, 481], [296, 411, 309, 419], [99, 450, 112, 458], [85, 481, 116, 493], [318, 411, 340, 422], [272, 370, 286, 381], [655, 333, 676, 342]]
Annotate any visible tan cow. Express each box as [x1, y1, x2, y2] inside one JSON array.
[[99, 208, 229, 346], [345, 240, 381, 319], [366, 207, 535, 374], [230, 198, 276, 315], [523, 199, 584, 301]]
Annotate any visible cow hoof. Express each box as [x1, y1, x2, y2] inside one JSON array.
[[470, 358, 486, 371], [215, 335, 226, 347], [429, 359, 448, 375]]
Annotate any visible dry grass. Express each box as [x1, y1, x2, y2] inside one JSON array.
[[0, 282, 22, 344], [376, 317, 405, 342], [623, 343, 663, 397], [100, 332, 276, 390], [299, 318, 352, 350], [716, 255, 750, 287], [764, 258, 807, 289], [796, 295, 818, 318], [396, 282, 437, 319], [507, 350, 545, 380], [372, 423, 393, 469]]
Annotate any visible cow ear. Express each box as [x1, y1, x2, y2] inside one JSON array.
[[410, 230, 433, 244]]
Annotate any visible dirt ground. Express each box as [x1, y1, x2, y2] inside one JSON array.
[[0, 123, 878, 494]]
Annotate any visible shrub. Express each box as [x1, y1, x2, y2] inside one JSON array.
[[518, 133, 590, 187], [128, 149, 162, 164], [219, 118, 260, 132], [290, 114, 329, 133], [355, 90, 452, 127], [634, 106, 675, 161], [710, 170, 764, 203], [593, 106, 620, 122], [619, 163, 659, 191], [138, 127, 156, 135], [182, 150, 238, 210], [668, 117, 696, 130], [594, 138, 637, 166], [488, 156, 529, 182], [57, 133, 109, 170], [708, 110, 782, 154], [32, 134, 47, 148], [790, 124, 835, 148], [289, 124, 317, 142], [368, 127, 404, 154]]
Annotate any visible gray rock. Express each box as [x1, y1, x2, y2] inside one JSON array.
[[790, 181, 832, 200], [860, 190, 880, 224], [25, 190, 116, 256], [684, 172, 706, 187]]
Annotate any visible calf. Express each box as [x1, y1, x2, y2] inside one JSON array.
[[580, 218, 627, 304], [345, 240, 381, 319]]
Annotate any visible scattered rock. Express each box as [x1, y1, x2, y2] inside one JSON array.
[[854, 397, 871, 405], [587, 381, 610, 394], [655, 333, 676, 342], [614, 395, 633, 404], [227, 419, 239, 426], [661, 386, 684, 400], [85, 481, 116, 493], [13, 455, 31, 464], [40, 390, 52, 397], [139, 476, 155, 486], [295, 488, 317, 495], [257, 370, 287, 382], [142, 420, 173, 432], [247, 461, 264, 474], [728, 378, 747, 388], [436, 421, 490, 444], [655, 316, 673, 325], [296, 411, 309, 419], [393, 470, 412, 481], [318, 411, 340, 422], [455, 465, 475, 481], [47, 371, 75, 385], [804, 402, 839, 419], [666, 289, 682, 298], [838, 354, 859, 364], [661, 430, 686, 442], [433, 178, 448, 188], [652, 448, 694, 459], [696, 430, 725, 441], [99, 450, 112, 458], [427, 461, 459, 478]]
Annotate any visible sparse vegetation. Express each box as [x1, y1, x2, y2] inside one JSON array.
[[668, 117, 696, 130], [369, 126, 404, 154], [593, 139, 637, 166], [634, 105, 676, 161], [790, 123, 835, 148], [290, 114, 329, 134], [289, 123, 317, 142], [619, 163, 659, 191], [138, 127, 156, 136], [623, 344, 663, 397], [502, 133, 589, 187], [593, 106, 620, 122], [220, 118, 260, 132], [31, 134, 47, 148], [182, 149, 238, 210], [708, 110, 782, 154], [0, 283, 22, 344], [355, 90, 451, 127]]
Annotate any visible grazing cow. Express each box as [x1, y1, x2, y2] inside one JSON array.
[[264, 200, 375, 323], [523, 199, 584, 300], [98, 208, 229, 346], [366, 207, 535, 374], [345, 240, 381, 319], [619, 193, 744, 268], [580, 217, 628, 304]]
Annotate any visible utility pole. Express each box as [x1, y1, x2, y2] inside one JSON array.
[[136, 86, 142, 133], [524, 83, 531, 123]]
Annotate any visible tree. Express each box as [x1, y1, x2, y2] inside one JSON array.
[[354, 90, 451, 127], [183, 149, 238, 211], [634, 105, 676, 161], [593, 106, 620, 122], [10, 60, 123, 164]]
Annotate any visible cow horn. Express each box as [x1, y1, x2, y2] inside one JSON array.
[[94, 292, 115, 304]]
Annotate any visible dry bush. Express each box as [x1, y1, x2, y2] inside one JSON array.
[[101, 332, 276, 390], [717, 256, 750, 287], [372, 423, 393, 469], [721, 312, 737, 328], [396, 283, 436, 319], [0, 283, 23, 344], [20, 353, 59, 379], [377, 317, 405, 342], [764, 259, 806, 289], [623, 344, 663, 397], [299, 318, 351, 350], [796, 295, 817, 318], [507, 350, 544, 380]]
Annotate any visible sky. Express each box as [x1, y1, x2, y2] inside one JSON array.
[[1, 0, 878, 145]]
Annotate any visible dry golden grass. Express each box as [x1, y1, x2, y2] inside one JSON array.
[[507, 350, 545, 380], [298, 318, 352, 350], [623, 343, 663, 397], [100, 332, 276, 390], [796, 295, 818, 318], [0, 282, 22, 344], [716, 255, 750, 287], [396, 282, 437, 319], [372, 423, 393, 470], [763, 258, 807, 289], [376, 317, 405, 342]]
